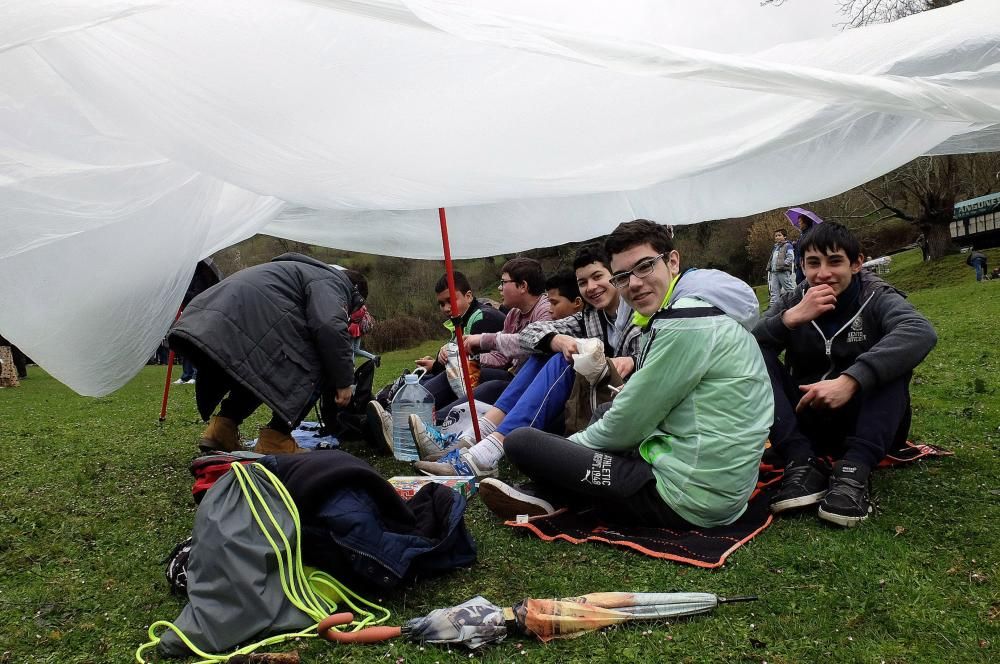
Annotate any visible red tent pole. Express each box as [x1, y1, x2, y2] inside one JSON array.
[[438, 207, 483, 442], [158, 307, 184, 422]]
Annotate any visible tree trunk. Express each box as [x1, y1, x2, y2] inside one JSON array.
[[922, 218, 954, 260]]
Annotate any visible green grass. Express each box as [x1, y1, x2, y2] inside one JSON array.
[[1, 252, 998, 663]]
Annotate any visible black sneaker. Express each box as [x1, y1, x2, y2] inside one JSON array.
[[770, 459, 829, 514], [818, 460, 872, 528], [479, 478, 555, 521]]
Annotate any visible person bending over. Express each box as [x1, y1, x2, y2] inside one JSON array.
[[479, 220, 772, 529], [169, 253, 361, 455], [754, 222, 936, 527]]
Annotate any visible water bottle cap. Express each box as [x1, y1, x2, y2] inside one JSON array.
[[403, 373, 420, 384]]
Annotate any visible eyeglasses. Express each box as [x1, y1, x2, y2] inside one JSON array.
[[609, 254, 664, 289], [498, 279, 518, 290]]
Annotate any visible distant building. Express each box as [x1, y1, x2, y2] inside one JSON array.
[[950, 192, 1000, 247]]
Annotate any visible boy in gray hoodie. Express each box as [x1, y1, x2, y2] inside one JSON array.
[[754, 222, 937, 527]]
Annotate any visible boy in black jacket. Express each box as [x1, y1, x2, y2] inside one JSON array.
[[753, 223, 937, 527]]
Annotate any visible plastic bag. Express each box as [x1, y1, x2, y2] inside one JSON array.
[[444, 343, 480, 398]]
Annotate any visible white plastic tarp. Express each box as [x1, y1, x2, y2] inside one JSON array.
[[1, 0, 999, 395]]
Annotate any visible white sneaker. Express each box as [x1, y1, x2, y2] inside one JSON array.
[[478, 478, 555, 520], [409, 413, 470, 460], [172, 378, 186, 385], [184, 378, 196, 385], [366, 401, 394, 455]]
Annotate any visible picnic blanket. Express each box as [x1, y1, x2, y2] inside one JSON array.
[[506, 441, 951, 568]]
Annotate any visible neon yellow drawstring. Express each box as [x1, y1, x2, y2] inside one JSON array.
[[136, 462, 390, 663]]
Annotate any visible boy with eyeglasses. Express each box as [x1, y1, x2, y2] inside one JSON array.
[[474, 220, 772, 529]]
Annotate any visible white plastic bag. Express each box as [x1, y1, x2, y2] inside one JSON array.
[[444, 343, 467, 398], [571, 337, 608, 385]]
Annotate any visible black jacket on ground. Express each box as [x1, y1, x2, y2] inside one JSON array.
[[169, 253, 362, 426], [261, 451, 477, 590]]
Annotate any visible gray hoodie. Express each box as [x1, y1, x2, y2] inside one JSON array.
[[670, 269, 760, 331]]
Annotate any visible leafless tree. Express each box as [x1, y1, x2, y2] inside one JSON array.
[[761, 0, 961, 29], [822, 153, 1000, 259]]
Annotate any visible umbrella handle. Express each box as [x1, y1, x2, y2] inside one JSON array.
[[317, 613, 402, 643]]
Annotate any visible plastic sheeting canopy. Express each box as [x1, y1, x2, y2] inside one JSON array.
[[2, 0, 999, 395]]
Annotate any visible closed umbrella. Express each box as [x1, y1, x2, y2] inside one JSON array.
[[514, 592, 755, 642], [321, 591, 754, 649]]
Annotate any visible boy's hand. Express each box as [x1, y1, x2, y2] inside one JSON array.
[[783, 284, 836, 328], [609, 356, 635, 379], [415, 356, 435, 371], [796, 374, 858, 412], [463, 334, 482, 353], [334, 386, 353, 407], [550, 334, 580, 361]]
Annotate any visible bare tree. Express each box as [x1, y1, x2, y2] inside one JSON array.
[[822, 153, 1000, 259], [761, 0, 961, 29]]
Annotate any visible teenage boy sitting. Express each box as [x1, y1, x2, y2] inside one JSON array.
[[367, 271, 505, 451], [411, 246, 639, 477], [477, 220, 773, 528], [754, 222, 936, 527], [462, 256, 552, 375]]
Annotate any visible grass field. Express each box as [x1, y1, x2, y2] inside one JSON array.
[[0, 248, 997, 663]]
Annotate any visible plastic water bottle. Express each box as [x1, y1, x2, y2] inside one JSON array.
[[391, 373, 434, 461]]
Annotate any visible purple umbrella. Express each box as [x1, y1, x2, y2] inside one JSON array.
[[784, 207, 823, 230]]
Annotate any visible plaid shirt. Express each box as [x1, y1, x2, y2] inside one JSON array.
[[516, 305, 641, 364]]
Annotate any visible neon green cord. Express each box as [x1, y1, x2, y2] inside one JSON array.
[[136, 462, 390, 663]]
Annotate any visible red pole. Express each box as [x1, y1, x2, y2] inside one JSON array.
[[438, 207, 483, 442], [158, 307, 184, 422]]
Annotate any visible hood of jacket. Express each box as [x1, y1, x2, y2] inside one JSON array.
[[669, 269, 760, 331]]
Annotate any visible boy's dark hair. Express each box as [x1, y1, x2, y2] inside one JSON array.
[[605, 219, 675, 257], [773, 228, 787, 237], [545, 270, 581, 302], [572, 242, 611, 272], [434, 271, 473, 296], [501, 257, 545, 295], [344, 269, 369, 300], [798, 221, 862, 262]]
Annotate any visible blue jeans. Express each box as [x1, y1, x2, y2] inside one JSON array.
[[971, 257, 986, 282], [180, 356, 197, 382], [351, 337, 378, 361], [493, 354, 576, 436]]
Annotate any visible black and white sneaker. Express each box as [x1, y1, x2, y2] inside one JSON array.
[[770, 459, 829, 514], [478, 478, 555, 521], [365, 401, 394, 455], [818, 460, 873, 528]]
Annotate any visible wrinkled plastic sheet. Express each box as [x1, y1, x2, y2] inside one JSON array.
[[2, 0, 999, 395]]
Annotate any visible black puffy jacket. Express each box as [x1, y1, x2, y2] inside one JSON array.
[[169, 253, 362, 425]]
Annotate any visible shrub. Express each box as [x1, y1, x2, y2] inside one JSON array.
[[364, 314, 442, 354]]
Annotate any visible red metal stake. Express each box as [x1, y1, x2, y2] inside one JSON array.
[[158, 307, 184, 422], [438, 207, 483, 442]]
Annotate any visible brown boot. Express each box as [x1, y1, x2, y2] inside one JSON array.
[[198, 416, 241, 452], [253, 427, 308, 455]]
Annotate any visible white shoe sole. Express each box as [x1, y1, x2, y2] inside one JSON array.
[[479, 478, 554, 520], [770, 490, 827, 514], [817, 505, 870, 528]]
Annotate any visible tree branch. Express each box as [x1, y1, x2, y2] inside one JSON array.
[[861, 186, 916, 221]]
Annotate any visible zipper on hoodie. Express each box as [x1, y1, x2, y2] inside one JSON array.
[[809, 291, 875, 380]]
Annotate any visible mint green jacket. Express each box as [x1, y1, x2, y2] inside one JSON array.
[[570, 296, 773, 527]]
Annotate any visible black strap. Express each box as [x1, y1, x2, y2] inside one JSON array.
[[649, 305, 724, 324]]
